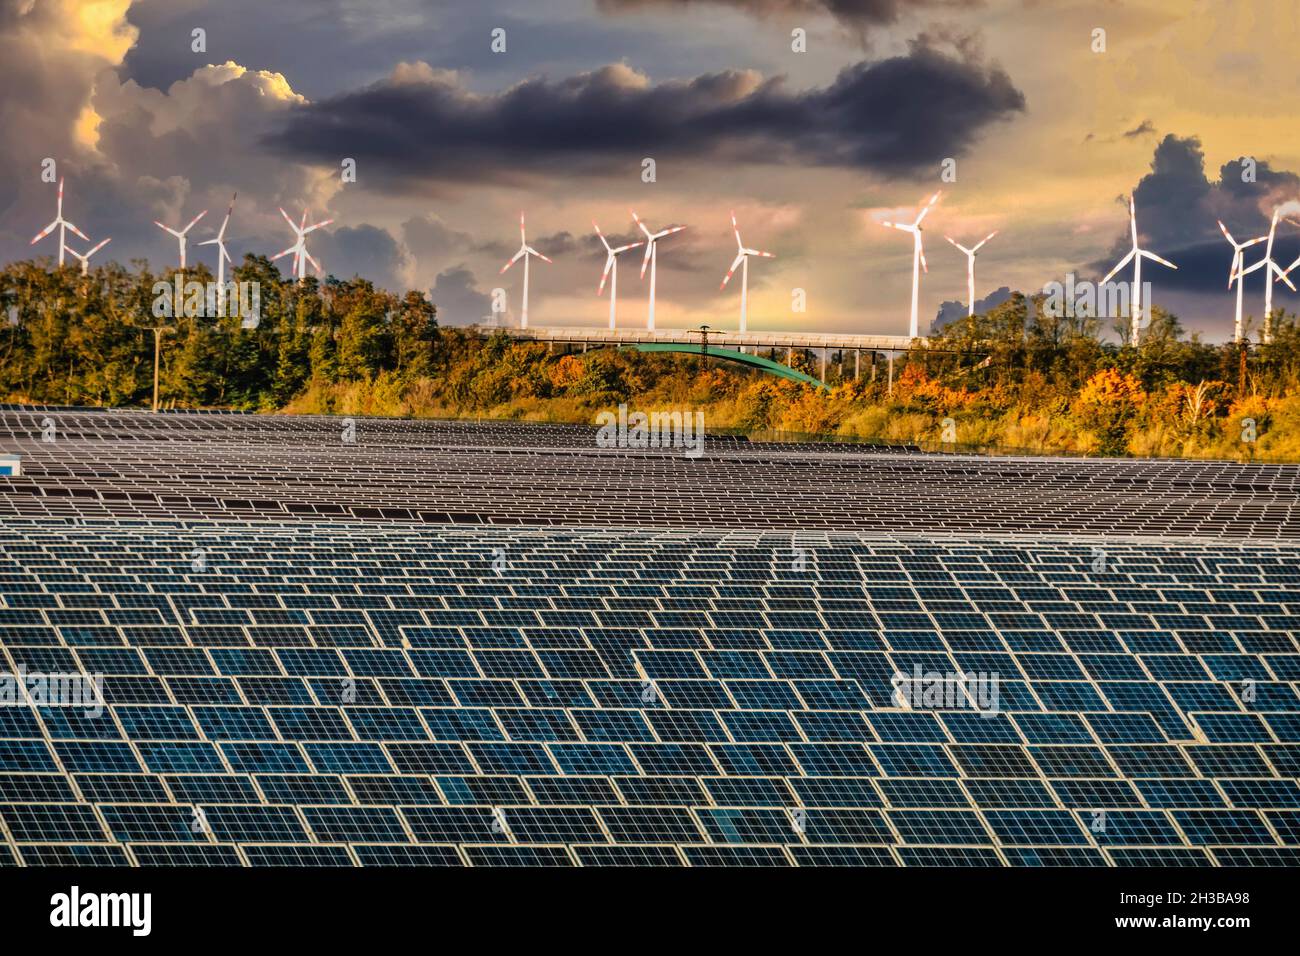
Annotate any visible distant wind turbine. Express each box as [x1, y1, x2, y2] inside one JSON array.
[[198, 193, 237, 307], [631, 211, 686, 331], [943, 230, 998, 318], [720, 212, 775, 334], [1218, 221, 1267, 344], [881, 191, 941, 339], [271, 207, 333, 282], [1100, 195, 1176, 344], [499, 212, 552, 329], [64, 237, 112, 276], [30, 178, 88, 268], [1235, 208, 1295, 344], [594, 221, 643, 330], [154, 208, 208, 270]]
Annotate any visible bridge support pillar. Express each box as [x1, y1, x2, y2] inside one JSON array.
[[819, 349, 826, 381], [887, 354, 895, 397], [787, 347, 793, 366], [854, 350, 860, 381], [582, 341, 588, 354]]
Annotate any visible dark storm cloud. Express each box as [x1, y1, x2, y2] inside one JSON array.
[[1086, 134, 1300, 299], [596, 0, 972, 33], [430, 265, 492, 326], [263, 45, 1025, 189], [310, 223, 408, 290]]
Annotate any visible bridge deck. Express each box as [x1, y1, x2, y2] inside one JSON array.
[[488, 325, 924, 351]]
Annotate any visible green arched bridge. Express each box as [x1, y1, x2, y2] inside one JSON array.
[[623, 343, 829, 390]]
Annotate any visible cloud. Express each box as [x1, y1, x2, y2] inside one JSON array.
[[1088, 134, 1300, 298], [1122, 119, 1155, 138], [595, 0, 972, 36], [932, 286, 1013, 331], [263, 44, 1025, 190], [430, 265, 492, 326], [311, 223, 408, 290]]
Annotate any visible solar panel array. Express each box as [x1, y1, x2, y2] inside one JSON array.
[[0, 409, 1297, 866]]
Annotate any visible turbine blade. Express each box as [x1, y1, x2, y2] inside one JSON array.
[[593, 221, 612, 252], [30, 220, 58, 243], [279, 207, 297, 230], [1129, 195, 1138, 245], [915, 191, 941, 225], [1217, 220, 1236, 245], [749, 249, 774, 258], [731, 211, 743, 251], [182, 210, 208, 234], [640, 241, 653, 279], [197, 238, 218, 246], [529, 248, 554, 264], [721, 252, 745, 289], [974, 230, 998, 251], [519, 211, 526, 245], [1273, 261, 1297, 291], [270, 246, 297, 261], [598, 255, 614, 295], [221, 246, 233, 264], [64, 221, 89, 242], [631, 210, 653, 239], [612, 241, 644, 254], [86, 238, 112, 256], [155, 221, 181, 238], [1142, 250, 1177, 270], [303, 219, 333, 235], [662, 225, 686, 237], [1100, 248, 1136, 285], [303, 250, 321, 274], [919, 248, 928, 273]]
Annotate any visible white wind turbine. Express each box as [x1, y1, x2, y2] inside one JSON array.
[[154, 208, 207, 270], [943, 230, 998, 318], [64, 237, 112, 276], [198, 193, 237, 305], [594, 221, 643, 330], [631, 211, 686, 331], [1100, 195, 1177, 344], [1235, 208, 1295, 344], [499, 212, 552, 329], [30, 178, 88, 268], [1218, 220, 1267, 344], [271, 207, 333, 282], [881, 191, 941, 339], [720, 211, 775, 334]]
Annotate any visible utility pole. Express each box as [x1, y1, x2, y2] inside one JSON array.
[[144, 324, 174, 412]]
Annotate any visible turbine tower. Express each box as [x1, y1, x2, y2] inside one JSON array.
[[499, 212, 552, 329], [1100, 195, 1177, 345], [30, 178, 88, 268], [1218, 221, 1267, 344], [198, 193, 237, 309], [943, 231, 998, 318], [154, 208, 208, 270], [881, 191, 941, 339], [721, 211, 775, 334], [1236, 208, 1294, 344], [64, 237, 112, 276], [271, 207, 333, 282], [631, 211, 686, 331], [594, 221, 643, 330]]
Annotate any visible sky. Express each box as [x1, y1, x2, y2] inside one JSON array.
[[2, 0, 1300, 341]]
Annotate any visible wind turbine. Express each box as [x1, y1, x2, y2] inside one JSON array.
[[1218, 221, 1267, 344], [1100, 195, 1177, 345], [880, 191, 941, 339], [154, 208, 207, 270], [594, 221, 643, 330], [1235, 208, 1295, 344], [631, 211, 686, 331], [198, 193, 237, 307], [271, 207, 333, 282], [943, 230, 998, 318], [720, 211, 775, 334], [30, 178, 88, 268], [499, 212, 552, 329], [64, 237, 112, 276]]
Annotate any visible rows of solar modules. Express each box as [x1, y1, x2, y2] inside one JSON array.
[[0, 521, 1297, 866], [1, 410, 1296, 537]]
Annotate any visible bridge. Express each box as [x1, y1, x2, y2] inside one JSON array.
[[479, 324, 927, 385]]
